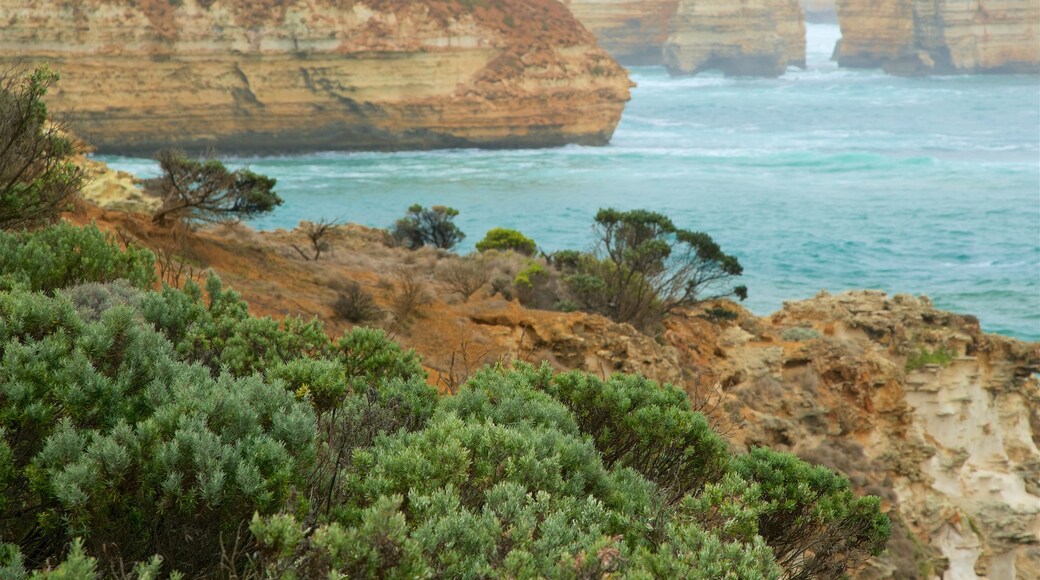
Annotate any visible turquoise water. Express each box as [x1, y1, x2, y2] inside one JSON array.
[[101, 24, 1040, 341]]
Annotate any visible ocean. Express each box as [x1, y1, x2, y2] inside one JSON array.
[[100, 24, 1040, 341]]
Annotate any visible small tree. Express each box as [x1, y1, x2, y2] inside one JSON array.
[[475, 228, 536, 255], [148, 149, 282, 226], [390, 204, 464, 250], [0, 66, 83, 231], [291, 217, 341, 261], [590, 208, 746, 325]]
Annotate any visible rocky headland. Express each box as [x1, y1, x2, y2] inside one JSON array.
[[662, 0, 807, 77], [77, 159, 1040, 578], [0, 0, 631, 154], [834, 0, 1040, 74], [560, 0, 679, 65], [562, 0, 807, 76]]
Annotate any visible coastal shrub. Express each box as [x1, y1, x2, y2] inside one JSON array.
[[332, 280, 380, 323], [0, 222, 155, 292], [475, 227, 536, 255], [0, 223, 889, 578], [905, 345, 954, 371], [0, 290, 317, 574], [60, 280, 145, 323], [436, 256, 491, 300], [780, 326, 820, 341], [704, 305, 740, 322], [545, 209, 747, 330], [389, 268, 431, 327], [0, 66, 83, 231], [538, 365, 731, 504], [147, 149, 283, 226], [390, 204, 465, 250], [733, 447, 892, 578], [291, 217, 341, 261]]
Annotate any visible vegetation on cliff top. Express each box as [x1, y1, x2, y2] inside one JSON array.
[[147, 149, 283, 226], [0, 66, 82, 231], [0, 222, 890, 577]]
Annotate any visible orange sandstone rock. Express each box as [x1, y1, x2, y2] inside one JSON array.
[[834, 0, 1040, 74], [663, 0, 807, 77], [0, 0, 631, 154]]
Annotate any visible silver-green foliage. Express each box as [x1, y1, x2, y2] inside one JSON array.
[[0, 222, 155, 293], [0, 290, 316, 573]]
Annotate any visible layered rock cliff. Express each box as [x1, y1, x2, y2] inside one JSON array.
[[834, 0, 1040, 74], [663, 0, 807, 77], [560, 0, 679, 65], [0, 0, 631, 154]]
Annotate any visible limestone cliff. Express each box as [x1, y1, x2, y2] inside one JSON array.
[[0, 0, 631, 154], [834, 0, 1040, 74], [560, 0, 678, 65], [664, 291, 1040, 578], [663, 0, 807, 77]]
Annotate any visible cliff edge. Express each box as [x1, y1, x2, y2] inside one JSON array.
[[834, 0, 1040, 74], [663, 0, 807, 77], [0, 0, 632, 154]]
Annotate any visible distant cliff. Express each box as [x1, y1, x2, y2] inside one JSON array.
[[801, 0, 837, 22], [0, 0, 632, 154], [834, 0, 1040, 74], [563, 0, 806, 76], [663, 0, 806, 77], [560, 0, 678, 65]]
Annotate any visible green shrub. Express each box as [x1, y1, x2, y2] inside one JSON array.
[[780, 326, 820, 341], [513, 260, 544, 288], [0, 223, 155, 292], [540, 365, 731, 504], [0, 66, 83, 231], [147, 149, 283, 226], [0, 290, 317, 574], [732, 447, 892, 578], [331, 280, 380, 323], [390, 204, 464, 251], [905, 345, 954, 371], [543, 210, 747, 330], [475, 228, 536, 256], [0, 224, 889, 578]]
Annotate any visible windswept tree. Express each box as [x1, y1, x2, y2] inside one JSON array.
[[0, 66, 83, 231], [390, 204, 465, 250], [563, 208, 746, 328], [148, 149, 282, 226]]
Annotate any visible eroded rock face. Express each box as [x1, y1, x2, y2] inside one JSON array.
[[664, 291, 1040, 578], [834, 0, 1040, 74], [561, 0, 679, 65], [662, 0, 807, 77], [0, 0, 631, 154]]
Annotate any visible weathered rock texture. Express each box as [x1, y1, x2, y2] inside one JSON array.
[[834, 0, 1040, 74], [0, 0, 631, 154], [561, 0, 679, 65], [664, 291, 1040, 578], [663, 0, 807, 77]]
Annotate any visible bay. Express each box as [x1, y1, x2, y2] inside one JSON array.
[[100, 24, 1040, 340]]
